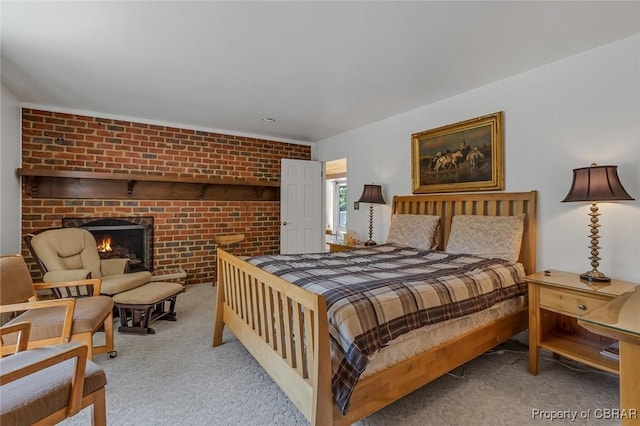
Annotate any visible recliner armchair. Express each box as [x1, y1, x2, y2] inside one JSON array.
[[25, 228, 152, 296]]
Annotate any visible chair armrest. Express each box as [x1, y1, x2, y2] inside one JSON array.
[[0, 322, 31, 353], [0, 343, 88, 415], [34, 278, 102, 298], [0, 298, 76, 345], [100, 258, 129, 276], [44, 270, 91, 283]]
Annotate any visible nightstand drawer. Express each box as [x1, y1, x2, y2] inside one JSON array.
[[327, 242, 366, 253], [328, 243, 352, 252], [539, 287, 609, 317]]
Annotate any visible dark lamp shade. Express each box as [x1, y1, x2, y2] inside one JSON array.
[[562, 165, 635, 202], [358, 184, 386, 205]]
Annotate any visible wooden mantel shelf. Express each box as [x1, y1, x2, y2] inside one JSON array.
[[17, 168, 280, 201]]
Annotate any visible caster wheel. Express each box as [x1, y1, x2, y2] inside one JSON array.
[[108, 351, 118, 358]]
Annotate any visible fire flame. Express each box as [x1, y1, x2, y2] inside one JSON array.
[[97, 236, 113, 253]]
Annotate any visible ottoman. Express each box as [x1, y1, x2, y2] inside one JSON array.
[[112, 282, 184, 334]]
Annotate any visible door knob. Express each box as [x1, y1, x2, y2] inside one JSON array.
[[282, 221, 288, 226]]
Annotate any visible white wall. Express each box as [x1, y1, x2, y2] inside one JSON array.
[[316, 35, 640, 282], [0, 83, 22, 255]]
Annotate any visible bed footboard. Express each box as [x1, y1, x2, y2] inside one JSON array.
[[213, 248, 333, 425]]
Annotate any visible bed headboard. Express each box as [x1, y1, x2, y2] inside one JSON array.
[[391, 191, 537, 275]]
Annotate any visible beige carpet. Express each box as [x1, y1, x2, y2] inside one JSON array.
[[61, 284, 619, 426]]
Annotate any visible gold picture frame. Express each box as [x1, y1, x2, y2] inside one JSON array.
[[411, 111, 504, 193]]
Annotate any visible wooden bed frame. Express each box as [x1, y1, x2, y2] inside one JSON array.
[[213, 191, 537, 425]]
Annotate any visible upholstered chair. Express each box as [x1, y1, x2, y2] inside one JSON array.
[[25, 228, 152, 296], [0, 322, 108, 426], [0, 254, 115, 359]]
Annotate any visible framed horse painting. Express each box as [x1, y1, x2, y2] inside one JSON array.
[[411, 111, 504, 194]]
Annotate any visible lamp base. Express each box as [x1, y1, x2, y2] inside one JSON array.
[[364, 240, 377, 246], [580, 270, 611, 282]]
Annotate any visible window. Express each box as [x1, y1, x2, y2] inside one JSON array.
[[334, 179, 347, 233]]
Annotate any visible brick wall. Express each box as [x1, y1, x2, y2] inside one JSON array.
[[21, 108, 311, 284]]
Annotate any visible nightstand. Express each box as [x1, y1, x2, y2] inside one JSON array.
[[526, 270, 638, 376], [327, 242, 365, 253]]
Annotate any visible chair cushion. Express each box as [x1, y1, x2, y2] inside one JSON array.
[[43, 269, 92, 283], [113, 282, 183, 305], [100, 258, 128, 276], [0, 255, 36, 305], [30, 228, 103, 279], [0, 344, 107, 425], [3, 296, 113, 345], [100, 271, 152, 295]]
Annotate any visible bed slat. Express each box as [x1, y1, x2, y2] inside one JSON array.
[[292, 301, 306, 377], [282, 296, 294, 366]]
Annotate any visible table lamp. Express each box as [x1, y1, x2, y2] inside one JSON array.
[[562, 164, 635, 282], [358, 184, 386, 246]]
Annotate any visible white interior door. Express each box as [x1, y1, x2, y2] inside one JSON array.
[[280, 159, 322, 254]]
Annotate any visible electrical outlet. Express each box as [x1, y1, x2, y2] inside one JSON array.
[[354, 202, 359, 210]]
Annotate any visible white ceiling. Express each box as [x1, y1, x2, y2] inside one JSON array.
[[2, 1, 639, 143]]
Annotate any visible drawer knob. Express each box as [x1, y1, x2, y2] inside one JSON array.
[[578, 303, 587, 310]]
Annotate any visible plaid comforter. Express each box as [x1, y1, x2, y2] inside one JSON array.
[[246, 244, 527, 414]]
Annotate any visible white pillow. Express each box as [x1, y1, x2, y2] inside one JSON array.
[[386, 214, 440, 250], [445, 214, 525, 262]]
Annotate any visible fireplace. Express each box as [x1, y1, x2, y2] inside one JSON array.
[[62, 217, 154, 272]]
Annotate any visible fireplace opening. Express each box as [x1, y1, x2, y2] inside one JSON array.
[[62, 217, 153, 272]]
